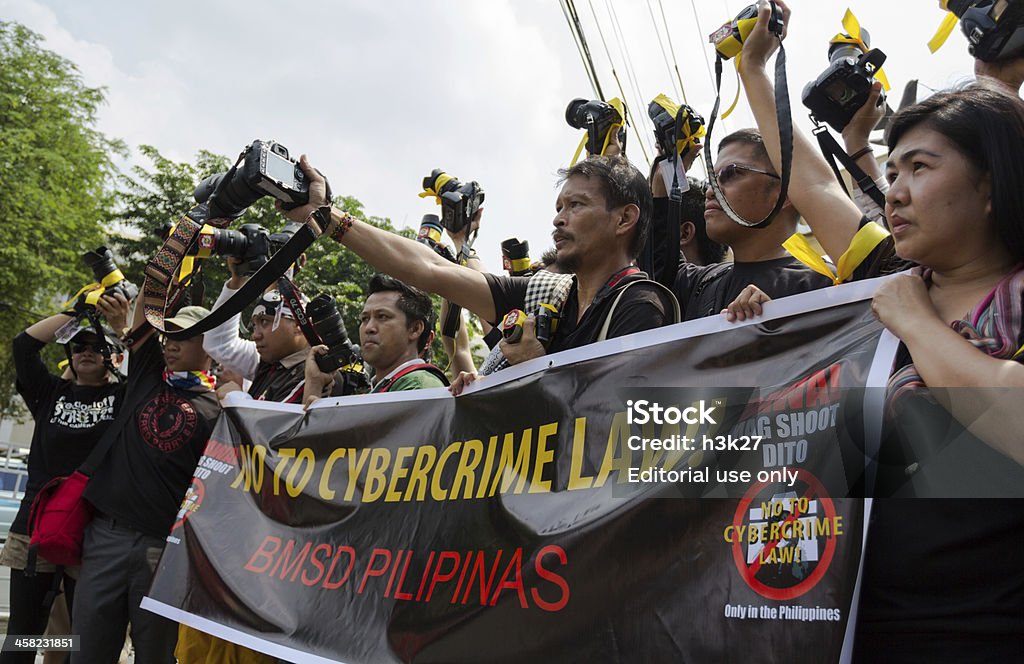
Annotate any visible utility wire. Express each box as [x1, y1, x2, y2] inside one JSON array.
[[646, 0, 682, 102], [561, 0, 605, 100], [582, 0, 651, 166], [599, 0, 654, 165], [657, 0, 690, 105]]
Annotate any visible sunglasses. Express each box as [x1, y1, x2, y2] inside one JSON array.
[[714, 163, 781, 186], [71, 342, 104, 355]]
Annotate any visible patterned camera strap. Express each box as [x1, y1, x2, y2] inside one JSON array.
[[142, 204, 322, 339]]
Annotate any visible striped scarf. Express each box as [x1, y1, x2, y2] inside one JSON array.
[[887, 264, 1024, 408], [163, 369, 217, 392]]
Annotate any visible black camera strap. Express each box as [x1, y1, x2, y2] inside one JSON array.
[[276, 276, 324, 348], [142, 204, 322, 339], [703, 2, 792, 229], [811, 121, 886, 212]]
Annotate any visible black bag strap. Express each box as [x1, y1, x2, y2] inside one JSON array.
[[77, 388, 139, 477], [812, 123, 887, 211]]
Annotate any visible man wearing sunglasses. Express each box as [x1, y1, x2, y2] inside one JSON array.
[[672, 129, 832, 321], [1, 295, 129, 663]]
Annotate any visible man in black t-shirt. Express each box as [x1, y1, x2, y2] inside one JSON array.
[[673, 129, 832, 321], [73, 305, 220, 664], [287, 154, 674, 375]]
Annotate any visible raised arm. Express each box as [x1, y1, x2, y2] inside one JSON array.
[[284, 156, 498, 323], [736, 0, 865, 262]]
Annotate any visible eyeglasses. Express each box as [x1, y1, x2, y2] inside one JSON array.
[[71, 342, 103, 355], [714, 163, 781, 186]]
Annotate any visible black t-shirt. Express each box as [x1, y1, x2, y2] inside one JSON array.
[[848, 222, 1024, 659], [485, 269, 671, 353], [84, 336, 220, 538], [674, 256, 833, 321], [10, 332, 123, 535]]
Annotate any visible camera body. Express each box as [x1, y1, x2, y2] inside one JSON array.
[[565, 98, 622, 155], [501, 238, 532, 276], [802, 42, 887, 133], [305, 294, 361, 373], [500, 303, 559, 346], [80, 246, 139, 307], [648, 101, 704, 159], [421, 171, 484, 236], [947, 0, 1024, 62], [193, 140, 332, 221], [710, 2, 783, 59], [160, 217, 304, 278]]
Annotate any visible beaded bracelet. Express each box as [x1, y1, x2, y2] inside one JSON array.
[[330, 212, 355, 242]]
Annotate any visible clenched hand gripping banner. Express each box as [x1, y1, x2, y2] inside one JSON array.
[[144, 282, 898, 663]]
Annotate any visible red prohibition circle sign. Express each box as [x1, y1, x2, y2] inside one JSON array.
[[730, 469, 838, 600]]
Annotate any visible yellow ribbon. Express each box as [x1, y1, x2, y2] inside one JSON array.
[[651, 94, 707, 154], [62, 269, 126, 308], [782, 222, 889, 285], [169, 223, 219, 283], [569, 98, 625, 166], [418, 172, 455, 206], [928, 10, 960, 53], [830, 9, 891, 91], [722, 57, 743, 119]]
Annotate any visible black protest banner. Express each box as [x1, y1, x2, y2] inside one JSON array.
[[144, 281, 897, 663]]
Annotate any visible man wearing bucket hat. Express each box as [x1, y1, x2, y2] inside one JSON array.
[[0, 293, 128, 663], [72, 302, 220, 664]]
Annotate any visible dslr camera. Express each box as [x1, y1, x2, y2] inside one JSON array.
[[565, 98, 623, 156], [500, 303, 559, 346], [194, 140, 332, 221], [421, 170, 485, 236], [648, 100, 704, 159], [160, 220, 304, 277], [946, 0, 1024, 62], [78, 247, 139, 311], [709, 2, 783, 59], [802, 32, 887, 133]]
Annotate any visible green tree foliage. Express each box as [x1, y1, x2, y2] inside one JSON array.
[[0, 22, 124, 414]]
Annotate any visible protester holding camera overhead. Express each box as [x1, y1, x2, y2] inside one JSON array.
[[71, 296, 220, 663], [737, 1, 1024, 658], [0, 271, 130, 663], [416, 169, 491, 378], [285, 150, 676, 386]]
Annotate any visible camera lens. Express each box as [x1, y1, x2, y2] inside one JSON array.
[[307, 295, 357, 373]]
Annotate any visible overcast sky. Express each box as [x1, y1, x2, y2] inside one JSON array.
[[2, 0, 978, 270]]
